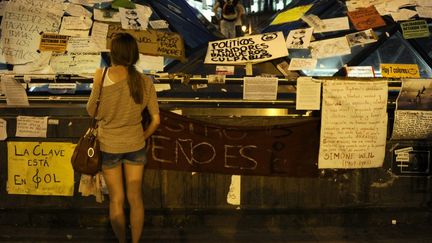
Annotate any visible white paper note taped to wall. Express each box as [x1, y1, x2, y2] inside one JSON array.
[[2, 75, 29, 106], [227, 175, 241, 205], [16, 116, 48, 138], [0, 118, 7, 141], [296, 77, 321, 110]]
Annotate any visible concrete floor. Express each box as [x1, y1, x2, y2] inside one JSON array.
[[1, 224, 432, 242]]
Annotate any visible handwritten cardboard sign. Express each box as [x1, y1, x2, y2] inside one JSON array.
[[400, 20, 430, 39], [7, 141, 75, 196], [39, 33, 69, 52], [347, 6, 386, 30], [380, 63, 420, 78], [107, 24, 185, 61], [204, 32, 288, 65]]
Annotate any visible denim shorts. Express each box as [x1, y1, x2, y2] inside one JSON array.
[[101, 146, 148, 169]]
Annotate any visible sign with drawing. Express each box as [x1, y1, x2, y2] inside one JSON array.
[[119, 5, 152, 30], [310, 36, 351, 59], [286, 28, 313, 49], [392, 79, 432, 140]]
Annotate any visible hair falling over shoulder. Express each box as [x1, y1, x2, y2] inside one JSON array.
[[110, 32, 143, 104]]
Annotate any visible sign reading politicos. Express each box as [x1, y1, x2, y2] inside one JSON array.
[[204, 32, 289, 65], [7, 141, 75, 196], [107, 24, 185, 61]]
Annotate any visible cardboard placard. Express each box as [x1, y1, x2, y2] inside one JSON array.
[[204, 32, 288, 65], [347, 6, 386, 30], [107, 24, 185, 61]]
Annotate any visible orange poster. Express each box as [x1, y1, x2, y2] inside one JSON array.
[[347, 6, 386, 31]]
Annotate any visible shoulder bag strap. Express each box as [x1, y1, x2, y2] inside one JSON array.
[[90, 67, 108, 129]]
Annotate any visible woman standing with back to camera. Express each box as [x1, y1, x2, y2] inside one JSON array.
[[86, 32, 160, 243]]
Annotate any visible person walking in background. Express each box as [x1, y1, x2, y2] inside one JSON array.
[[86, 32, 160, 243], [213, 0, 245, 38]]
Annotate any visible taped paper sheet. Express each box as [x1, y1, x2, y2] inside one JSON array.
[[227, 175, 241, 205]]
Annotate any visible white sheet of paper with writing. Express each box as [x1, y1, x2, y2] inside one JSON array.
[[13, 52, 54, 74], [301, 14, 326, 30], [62, 16, 93, 30], [0, 0, 63, 64], [154, 84, 171, 92], [67, 37, 98, 52], [207, 74, 226, 84], [216, 66, 235, 75], [59, 25, 90, 38], [94, 9, 120, 22], [150, 20, 169, 29], [243, 77, 278, 100], [0, 118, 7, 141], [346, 66, 375, 77], [392, 79, 432, 139], [50, 52, 101, 75], [417, 0, 432, 6], [91, 22, 109, 52], [286, 28, 313, 49], [59, 16, 92, 37], [135, 54, 164, 72], [2, 75, 29, 106], [0, 1, 7, 16], [416, 7, 432, 18], [314, 17, 350, 33], [295, 77, 321, 110], [16, 116, 48, 138], [288, 58, 317, 70], [319, 80, 388, 169], [69, 0, 94, 7], [391, 8, 418, 22], [310, 37, 351, 59], [392, 111, 432, 139], [65, 3, 92, 18], [227, 175, 241, 206]]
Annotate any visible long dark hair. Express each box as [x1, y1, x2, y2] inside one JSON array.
[[110, 32, 143, 104]]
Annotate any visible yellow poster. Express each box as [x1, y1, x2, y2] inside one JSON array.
[[271, 4, 313, 25], [7, 142, 76, 196], [380, 63, 420, 78]]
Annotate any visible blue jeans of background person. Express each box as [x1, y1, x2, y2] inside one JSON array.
[[101, 146, 147, 169]]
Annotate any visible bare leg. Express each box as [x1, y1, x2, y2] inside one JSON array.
[[124, 163, 145, 243], [103, 165, 126, 243]]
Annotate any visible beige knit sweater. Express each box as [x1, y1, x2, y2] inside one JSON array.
[[86, 72, 159, 153]]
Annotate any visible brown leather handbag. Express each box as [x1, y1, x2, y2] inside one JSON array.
[[71, 68, 107, 175]]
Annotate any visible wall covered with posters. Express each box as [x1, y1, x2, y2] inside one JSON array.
[[0, 0, 431, 226]]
